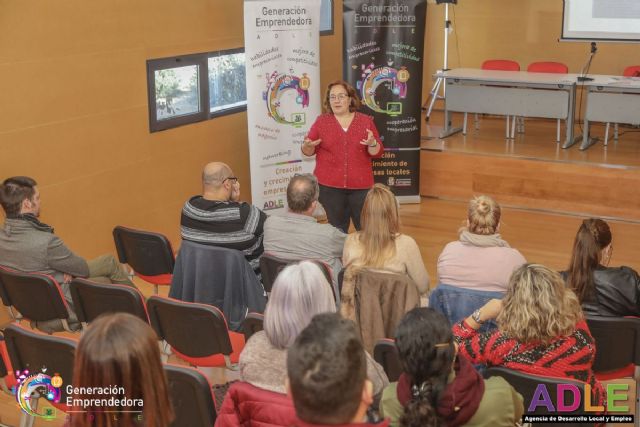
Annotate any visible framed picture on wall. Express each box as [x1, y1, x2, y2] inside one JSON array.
[[320, 0, 333, 35]]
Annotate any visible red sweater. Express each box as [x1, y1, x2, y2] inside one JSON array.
[[215, 381, 390, 427], [452, 319, 604, 405], [306, 112, 384, 189]]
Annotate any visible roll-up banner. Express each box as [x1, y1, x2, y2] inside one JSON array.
[[343, 0, 427, 202], [244, 0, 321, 212]]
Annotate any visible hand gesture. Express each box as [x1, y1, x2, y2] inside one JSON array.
[[63, 273, 73, 284], [359, 129, 377, 147], [303, 137, 322, 148]]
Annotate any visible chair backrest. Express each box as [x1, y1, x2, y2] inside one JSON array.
[[260, 254, 336, 300], [259, 254, 290, 293], [585, 316, 640, 373], [112, 225, 175, 277], [4, 324, 76, 403], [69, 278, 149, 324], [623, 65, 640, 77], [481, 59, 520, 71], [169, 241, 266, 332], [373, 338, 402, 383], [147, 296, 233, 358], [484, 367, 593, 426], [351, 269, 420, 353], [241, 312, 264, 342], [0, 266, 70, 322], [164, 364, 216, 427], [428, 284, 504, 333], [527, 61, 569, 74]]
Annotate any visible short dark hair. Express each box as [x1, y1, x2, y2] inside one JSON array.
[[0, 176, 37, 217], [287, 174, 319, 213], [287, 313, 366, 424]]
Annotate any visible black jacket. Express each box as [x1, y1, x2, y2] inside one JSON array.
[[563, 266, 640, 317]]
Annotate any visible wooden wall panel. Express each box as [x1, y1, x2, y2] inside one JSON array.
[[421, 150, 640, 222], [0, 0, 343, 257]]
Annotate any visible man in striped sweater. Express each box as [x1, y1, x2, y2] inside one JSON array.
[[180, 162, 266, 277]]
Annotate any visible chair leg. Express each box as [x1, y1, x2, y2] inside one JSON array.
[[505, 116, 510, 139], [614, 123, 619, 141], [635, 366, 640, 425], [510, 116, 516, 139], [474, 113, 479, 130], [463, 112, 468, 135], [556, 119, 561, 143], [224, 355, 239, 371], [604, 123, 610, 146]]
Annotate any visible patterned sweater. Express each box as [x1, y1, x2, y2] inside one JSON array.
[[180, 197, 267, 274], [452, 319, 604, 405]]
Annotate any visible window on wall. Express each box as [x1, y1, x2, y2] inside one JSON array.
[[147, 48, 247, 132]]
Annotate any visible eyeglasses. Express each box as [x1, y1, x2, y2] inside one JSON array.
[[223, 176, 238, 183], [329, 93, 349, 101]]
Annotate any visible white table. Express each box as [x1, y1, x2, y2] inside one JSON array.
[[438, 68, 579, 148], [581, 75, 640, 150]]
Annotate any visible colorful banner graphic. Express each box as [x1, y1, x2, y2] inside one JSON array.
[[244, 0, 321, 212], [343, 0, 427, 199]]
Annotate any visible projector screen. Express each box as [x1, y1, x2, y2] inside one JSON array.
[[562, 0, 640, 42]]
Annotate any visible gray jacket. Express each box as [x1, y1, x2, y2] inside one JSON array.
[[0, 218, 89, 283]]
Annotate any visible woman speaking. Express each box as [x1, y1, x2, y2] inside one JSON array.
[[302, 80, 384, 233]]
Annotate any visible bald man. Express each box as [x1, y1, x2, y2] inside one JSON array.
[[180, 162, 267, 276]]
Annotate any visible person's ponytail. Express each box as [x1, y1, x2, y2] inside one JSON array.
[[400, 381, 442, 427]]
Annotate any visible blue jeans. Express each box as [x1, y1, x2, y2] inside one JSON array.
[[428, 284, 504, 333]]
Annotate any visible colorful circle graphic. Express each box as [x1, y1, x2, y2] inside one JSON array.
[[357, 65, 409, 115], [15, 371, 62, 418], [263, 72, 310, 125]]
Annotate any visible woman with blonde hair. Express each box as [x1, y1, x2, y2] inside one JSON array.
[[563, 218, 640, 316], [341, 184, 429, 314], [453, 263, 604, 406], [437, 195, 526, 292], [69, 313, 173, 427]]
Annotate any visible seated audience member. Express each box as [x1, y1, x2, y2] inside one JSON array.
[[563, 218, 640, 317], [0, 177, 134, 331], [453, 264, 604, 405], [180, 162, 266, 277], [287, 312, 389, 427], [341, 184, 429, 315], [380, 307, 523, 427], [437, 195, 526, 292], [239, 261, 388, 396], [68, 313, 173, 427], [264, 173, 346, 287]]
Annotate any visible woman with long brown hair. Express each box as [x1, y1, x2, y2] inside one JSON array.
[[563, 218, 640, 316], [341, 184, 429, 316], [68, 313, 173, 427]]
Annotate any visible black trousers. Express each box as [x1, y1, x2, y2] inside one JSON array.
[[319, 185, 368, 233]]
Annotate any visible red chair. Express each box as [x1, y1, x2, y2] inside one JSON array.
[[585, 316, 640, 418], [4, 324, 76, 425], [164, 364, 217, 427], [147, 296, 245, 369], [113, 225, 175, 295], [526, 62, 570, 142], [0, 266, 78, 332], [604, 65, 640, 144], [69, 278, 150, 328], [465, 60, 521, 138]]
